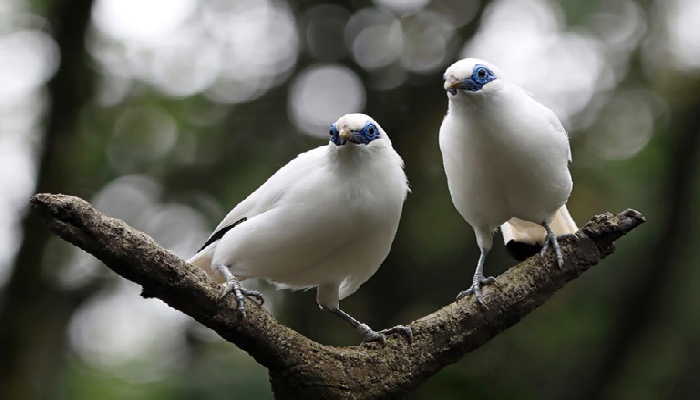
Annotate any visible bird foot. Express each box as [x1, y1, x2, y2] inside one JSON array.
[[221, 278, 265, 319], [456, 275, 496, 304], [540, 230, 564, 268], [358, 324, 413, 344]]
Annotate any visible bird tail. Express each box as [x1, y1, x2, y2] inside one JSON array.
[[501, 205, 578, 261]]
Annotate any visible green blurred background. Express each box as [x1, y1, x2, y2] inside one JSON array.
[[1, 0, 699, 398]]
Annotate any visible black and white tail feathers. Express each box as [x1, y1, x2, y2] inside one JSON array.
[[501, 205, 577, 261]]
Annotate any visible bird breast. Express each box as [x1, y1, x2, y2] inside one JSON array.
[[213, 145, 407, 290], [441, 94, 572, 228]]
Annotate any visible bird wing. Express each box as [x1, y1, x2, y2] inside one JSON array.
[[201, 144, 405, 293], [521, 87, 573, 163], [542, 103, 572, 162], [187, 146, 328, 271]]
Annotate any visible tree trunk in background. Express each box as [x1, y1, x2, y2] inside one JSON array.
[[574, 83, 700, 400], [0, 0, 96, 398]]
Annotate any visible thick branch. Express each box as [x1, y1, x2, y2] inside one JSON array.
[[31, 193, 645, 399]]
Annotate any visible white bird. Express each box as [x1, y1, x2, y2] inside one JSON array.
[[439, 58, 577, 303], [188, 113, 411, 343]]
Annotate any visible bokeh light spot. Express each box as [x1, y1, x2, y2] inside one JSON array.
[[400, 11, 454, 73], [108, 106, 179, 172], [304, 5, 350, 61], [0, 30, 58, 104], [69, 281, 189, 382], [288, 65, 366, 138], [373, 0, 430, 14], [667, 0, 700, 70], [587, 91, 656, 161], [346, 8, 402, 70], [93, 0, 196, 44]]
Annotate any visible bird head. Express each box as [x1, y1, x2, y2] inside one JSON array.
[[442, 58, 503, 97], [329, 113, 388, 147]]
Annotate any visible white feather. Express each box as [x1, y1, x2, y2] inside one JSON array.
[[188, 113, 408, 310], [439, 58, 577, 300], [440, 58, 575, 245]]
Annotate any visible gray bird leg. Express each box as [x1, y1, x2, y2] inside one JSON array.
[[457, 248, 496, 304], [325, 307, 412, 344], [215, 264, 264, 319], [539, 222, 564, 268]]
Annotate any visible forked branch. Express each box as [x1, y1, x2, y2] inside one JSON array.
[[31, 193, 645, 399]]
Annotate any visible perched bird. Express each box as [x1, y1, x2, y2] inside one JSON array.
[[188, 113, 411, 343], [439, 58, 577, 303]]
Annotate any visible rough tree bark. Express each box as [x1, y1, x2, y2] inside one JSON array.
[[30, 193, 645, 399]]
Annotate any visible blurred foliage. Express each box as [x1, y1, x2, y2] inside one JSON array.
[[1, 0, 700, 398]]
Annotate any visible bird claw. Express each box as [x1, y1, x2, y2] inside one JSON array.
[[381, 325, 413, 344], [361, 325, 413, 344], [245, 290, 265, 306], [540, 231, 564, 268], [456, 275, 496, 304], [220, 279, 265, 319]]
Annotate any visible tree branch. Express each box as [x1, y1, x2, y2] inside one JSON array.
[[30, 193, 645, 399]]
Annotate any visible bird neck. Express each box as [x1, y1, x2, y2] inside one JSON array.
[[330, 141, 379, 161], [448, 88, 506, 112], [328, 142, 402, 178]]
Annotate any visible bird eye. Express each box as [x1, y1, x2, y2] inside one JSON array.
[[368, 126, 376, 136], [477, 68, 487, 79], [329, 129, 333, 136]]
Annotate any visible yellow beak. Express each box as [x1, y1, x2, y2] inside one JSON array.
[[339, 126, 353, 140], [444, 78, 460, 90]]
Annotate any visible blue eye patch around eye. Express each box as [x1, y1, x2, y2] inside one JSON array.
[[329, 122, 380, 146], [461, 64, 496, 91], [329, 124, 344, 146]]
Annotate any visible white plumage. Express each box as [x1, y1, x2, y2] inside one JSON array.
[[439, 58, 577, 303], [188, 113, 411, 342]]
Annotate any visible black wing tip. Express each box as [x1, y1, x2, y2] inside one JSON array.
[[505, 240, 542, 261], [196, 216, 247, 254]]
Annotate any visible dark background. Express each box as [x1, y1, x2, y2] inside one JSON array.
[[1, 0, 699, 398]]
